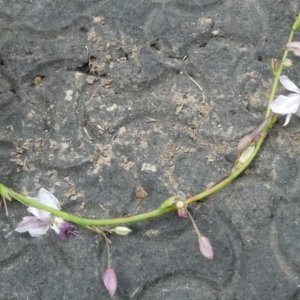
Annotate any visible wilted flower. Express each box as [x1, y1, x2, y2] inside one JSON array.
[[269, 75, 300, 126], [15, 188, 77, 239], [198, 236, 214, 259], [286, 42, 300, 56], [50, 217, 77, 240], [102, 268, 117, 297]]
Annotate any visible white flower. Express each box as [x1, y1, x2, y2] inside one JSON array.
[[269, 75, 300, 126]]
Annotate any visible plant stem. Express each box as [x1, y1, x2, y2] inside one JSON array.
[[265, 25, 295, 118], [4, 186, 175, 226], [1, 15, 298, 229]]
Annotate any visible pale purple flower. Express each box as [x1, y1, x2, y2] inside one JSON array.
[[198, 236, 214, 259], [269, 75, 300, 126], [15, 188, 77, 239], [102, 268, 117, 297], [286, 42, 300, 56]]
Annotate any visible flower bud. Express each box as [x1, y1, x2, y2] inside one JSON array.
[[252, 116, 271, 142], [110, 226, 132, 235], [175, 200, 184, 209], [237, 134, 253, 155], [198, 236, 213, 259], [175, 201, 188, 218], [238, 145, 255, 164], [286, 42, 300, 56], [283, 58, 293, 67], [177, 207, 188, 218], [102, 268, 117, 297]]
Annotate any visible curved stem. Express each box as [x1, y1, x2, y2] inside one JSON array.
[[1, 15, 298, 229], [5, 187, 175, 226]]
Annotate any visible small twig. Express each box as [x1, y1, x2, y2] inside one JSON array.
[[185, 73, 203, 92]]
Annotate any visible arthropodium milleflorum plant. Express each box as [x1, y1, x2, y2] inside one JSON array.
[[1, 12, 300, 297]]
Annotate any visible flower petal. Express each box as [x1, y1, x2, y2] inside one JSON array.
[[15, 216, 50, 237], [27, 207, 51, 223], [280, 75, 300, 94], [15, 216, 45, 232], [269, 94, 300, 114], [286, 42, 300, 56], [283, 113, 292, 126], [28, 224, 50, 237], [37, 188, 60, 209], [296, 106, 300, 118]]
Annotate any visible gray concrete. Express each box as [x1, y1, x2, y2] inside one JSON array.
[[1, 1, 300, 299]]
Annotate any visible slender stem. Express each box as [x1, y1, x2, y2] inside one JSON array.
[[1, 113, 277, 227], [6, 187, 175, 226], [1, 15, 298, 229], [186, 210, 201, 237], [103, 234, 111, 269], [2, 197, 8, 216], [264, 28, 295, 118]]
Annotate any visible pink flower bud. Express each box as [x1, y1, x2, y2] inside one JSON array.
[[252, 116, 271, 142], [237, 134, 253, 155], [286, 41, 300, 56], [102, 268, 117, 297], [177, 207, 188, 218], [198, 236, 213, 259], [176, 201, 188, 218]]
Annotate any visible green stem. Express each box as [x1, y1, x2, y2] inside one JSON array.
[[1, 15, 298, 230], [1, 112, 277, 227], [185, 114, 277, 205], [264, 26, 295, 118], [5, 187, 175, 226]]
